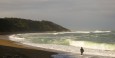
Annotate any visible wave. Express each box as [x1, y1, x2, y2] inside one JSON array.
[[52, 31, 91, 35], [55, 30, 111, 35], [8, 30, 115, 51], [9, 34, 26, 42], [70, 41, 115, 50], [8, 34, 115, 57], [91, 30, 111, 33], [75, 30, 111, 33], [9, 34, 115, 51]]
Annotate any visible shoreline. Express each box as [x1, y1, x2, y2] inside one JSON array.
[[0, 35, 58, 58], [0, 35, 115, 58]]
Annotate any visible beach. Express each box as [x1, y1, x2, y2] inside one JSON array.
[[0, 35, 115, 58], [0, 35, 58, 58]]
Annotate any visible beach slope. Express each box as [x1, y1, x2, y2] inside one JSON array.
[[0, 36, 57, 58]]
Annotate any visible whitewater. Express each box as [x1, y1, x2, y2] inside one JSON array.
[[9, 31, 115, 58]]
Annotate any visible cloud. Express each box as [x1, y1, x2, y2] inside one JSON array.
[[0, 0, 115, 30]]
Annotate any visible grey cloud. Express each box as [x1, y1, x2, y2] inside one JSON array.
[[0, 0, 115, 30]]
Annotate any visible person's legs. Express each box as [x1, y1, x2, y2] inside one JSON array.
[[81, 52, 83, 55]]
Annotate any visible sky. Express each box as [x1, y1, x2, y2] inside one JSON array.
[[0, 0, 115, 31]]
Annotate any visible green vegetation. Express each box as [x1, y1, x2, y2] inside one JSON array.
[[0, 17, 69, 34]]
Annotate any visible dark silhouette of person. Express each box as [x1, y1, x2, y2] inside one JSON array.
[[80, 47, 84, 55]]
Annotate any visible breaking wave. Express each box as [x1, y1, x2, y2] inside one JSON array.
[[9, 30, 115, 51]]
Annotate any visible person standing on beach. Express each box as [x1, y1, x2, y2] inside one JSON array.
[[80, 47, 84, 55]]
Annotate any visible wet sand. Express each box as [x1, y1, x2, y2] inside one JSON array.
[[0, 35, 57, 58], [0, 35, 115, 58]]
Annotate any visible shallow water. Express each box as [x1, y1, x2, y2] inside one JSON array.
[[9, 31, 115, 58], [14, 31, 115, 50]]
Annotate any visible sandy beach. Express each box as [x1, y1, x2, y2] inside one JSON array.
[[0, 35, 58, 58], [0, 35, 115, 58]]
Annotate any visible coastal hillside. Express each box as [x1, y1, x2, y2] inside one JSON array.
[[0, 17, 70, 34]]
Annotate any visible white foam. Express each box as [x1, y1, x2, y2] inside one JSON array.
[[70, 41, 115, 50], [58, 31, 90, 34], [91, 30, 111, 33], [21, 42, 115, 57], [8, 34, 115, 57], [75, 31, 90, 33], [70, 41, 85, 47], [9, 35, 25, 42]]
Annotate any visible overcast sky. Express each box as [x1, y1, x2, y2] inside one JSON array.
[[0, 0, 115, 31]]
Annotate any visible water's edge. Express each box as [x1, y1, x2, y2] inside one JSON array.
[[9, 34, 115, 57]]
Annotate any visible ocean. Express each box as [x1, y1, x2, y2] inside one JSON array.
[[9, 30, 115, 58]]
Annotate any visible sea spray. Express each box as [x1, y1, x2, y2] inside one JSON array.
[[9, 34, 29, 43], [8, 32, 115, 57], [70, 41, 115, 50], [9, 31, 115, 50], [9, 35, 25, 42], [28, 37, 70, 45]]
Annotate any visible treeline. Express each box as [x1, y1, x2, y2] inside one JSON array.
[[0, 17, 69, 34]]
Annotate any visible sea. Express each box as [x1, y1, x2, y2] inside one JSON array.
[[9, 30, 115, 58]]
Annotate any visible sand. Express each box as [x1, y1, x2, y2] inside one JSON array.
[[0, 35, 115, 58], [0, 35, 57, 58]]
